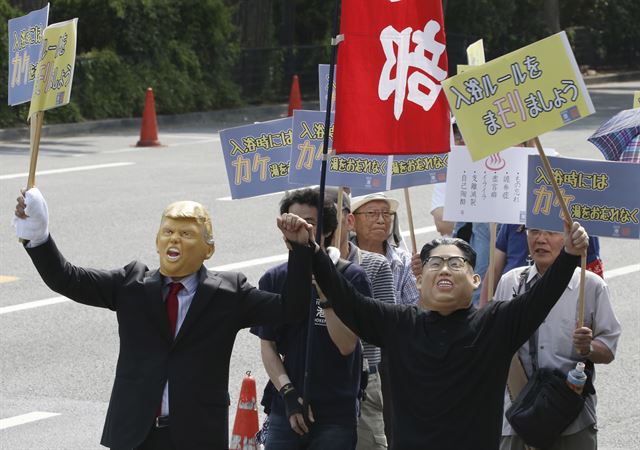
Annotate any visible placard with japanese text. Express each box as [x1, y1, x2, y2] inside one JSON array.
[[526, 155, 640, 239], [318, 64, 336, 112], [289, 110, 390, 193], [443, 32, 594, 161], [220, 118, 296, 199], [443, 145, 556, 223], [28, 18, 77, 118], [8, 4, 49, 106], [333, 0, 450, 155]]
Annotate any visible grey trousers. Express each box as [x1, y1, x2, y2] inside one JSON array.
[[356, 372, 388, 450]]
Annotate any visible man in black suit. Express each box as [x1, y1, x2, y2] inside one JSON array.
[[14, 188, 314, 450]]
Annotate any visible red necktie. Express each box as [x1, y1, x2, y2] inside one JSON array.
[[166, 282, 183, 338], [157, 282, 183, 417]]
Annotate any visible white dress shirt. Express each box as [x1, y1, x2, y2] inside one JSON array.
[[159, 272, 199, 415]]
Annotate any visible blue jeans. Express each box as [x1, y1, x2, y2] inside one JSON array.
[[265, 412, 357, 450]]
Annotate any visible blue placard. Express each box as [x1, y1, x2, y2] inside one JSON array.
[[7, 4, 49, 106], [220, 118, 299, 199], [289, 110, 390, 192], [318, 64, 335, 112], [390, 153, 448, 189], [526, 155, 640, 239]]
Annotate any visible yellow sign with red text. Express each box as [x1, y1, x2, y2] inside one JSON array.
[[28, 19, 77, 118], [443, 32, 594, 161]]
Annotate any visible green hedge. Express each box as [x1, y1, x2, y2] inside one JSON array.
[[1, 0, 240, 127]]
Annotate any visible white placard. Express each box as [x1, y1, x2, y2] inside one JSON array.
[[443, 145, 557, 223]]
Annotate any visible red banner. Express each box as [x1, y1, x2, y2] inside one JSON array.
[[333, 0, 450, 155]]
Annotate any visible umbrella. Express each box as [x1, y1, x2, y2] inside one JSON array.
[[588, 108, 640, 163]]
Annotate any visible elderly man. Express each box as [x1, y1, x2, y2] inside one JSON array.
[[495, 228, 620, 450], [351, 193, 418, 307], [278, 212, 590, 450], [14, 188, 312, 450]]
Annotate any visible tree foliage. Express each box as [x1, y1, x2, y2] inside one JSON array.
[[445, 0, 639, 66], [2, 0, 239, 127], [2, 0, 637, 128]]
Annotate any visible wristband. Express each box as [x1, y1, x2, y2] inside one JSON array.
[[279, 383, 303, 418]]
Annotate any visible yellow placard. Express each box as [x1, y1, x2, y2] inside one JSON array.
[[466, 39, 485, 65], [634, 91, 640, 109], [28, 19, 77, 119], [443, 32, 594, 161]]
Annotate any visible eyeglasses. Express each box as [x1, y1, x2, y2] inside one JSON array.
[[422, 255, 469, 271], [353, 210, 394, 221]]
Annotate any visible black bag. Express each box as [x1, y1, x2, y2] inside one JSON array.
[[506, 367, 585, 449]]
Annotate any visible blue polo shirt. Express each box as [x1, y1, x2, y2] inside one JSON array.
[[251, 260, 372, 426]]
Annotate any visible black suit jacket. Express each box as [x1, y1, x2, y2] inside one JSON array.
[[26, 236, 312, 450]]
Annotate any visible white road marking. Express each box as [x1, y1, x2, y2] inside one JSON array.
[[0, 412, 60, 430], [217, 191, 282, 201], [211, 254, 288, 271], [100, 138, 220, 155], [605, 264, 640, 280], [0, 297, 69, 315], [0, 162, 134, 180], [2, 261, 637, 316]]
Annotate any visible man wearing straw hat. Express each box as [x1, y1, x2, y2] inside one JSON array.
[[351, 193, 419, 307], [278, 211, 590, 450], [495, 227, 620, 450]]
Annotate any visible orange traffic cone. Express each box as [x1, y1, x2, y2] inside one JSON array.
[[229, 372, 260, 450], [287, 75, 302, 117], [136, 87, 162, 147]]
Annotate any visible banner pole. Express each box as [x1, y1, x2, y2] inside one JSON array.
[[533, 137, 586, 325], [403, 188, 417, 254], [304, 0, 342, 426]]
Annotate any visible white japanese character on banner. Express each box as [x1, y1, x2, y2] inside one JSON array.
[[378, 20, 447, 120]]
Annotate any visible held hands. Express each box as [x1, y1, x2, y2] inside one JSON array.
[[13, 188, 49, 244], [573, 326, 593, 357], [563, 221, 589, 256], [277, 213, 315, 247]]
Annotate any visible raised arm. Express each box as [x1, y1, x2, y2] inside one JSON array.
[[500, 221, 588, 353], [16, 189, 128, 310]]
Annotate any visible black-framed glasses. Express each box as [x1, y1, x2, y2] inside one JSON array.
[[422, 255, 469, 271], [353, 210, 394, 221]]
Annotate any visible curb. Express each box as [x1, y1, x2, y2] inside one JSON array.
[[1, 70, 638, 141], [583, 70, 640, 85], [0, 101, 319, 142]]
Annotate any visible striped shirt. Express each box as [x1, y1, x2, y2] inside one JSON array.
[[346, 242, 396, 367], [385, 243, 420, 306]]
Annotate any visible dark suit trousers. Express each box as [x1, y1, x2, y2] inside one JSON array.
[[136, 425, 175, 450]]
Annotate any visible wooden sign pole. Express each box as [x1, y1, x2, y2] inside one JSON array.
[[533, 137, 587, 327], [27, 111, 45, 189]]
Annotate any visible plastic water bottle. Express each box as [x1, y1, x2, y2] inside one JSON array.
[[566, 362, 587, 395]]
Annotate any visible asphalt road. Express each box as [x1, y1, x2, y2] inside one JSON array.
[[1, 80, 639, 449]]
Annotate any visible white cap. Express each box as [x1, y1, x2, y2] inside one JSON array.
[[351, 193, 400, 213]]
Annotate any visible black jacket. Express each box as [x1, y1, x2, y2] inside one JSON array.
[[26, 236, 311, 450]]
